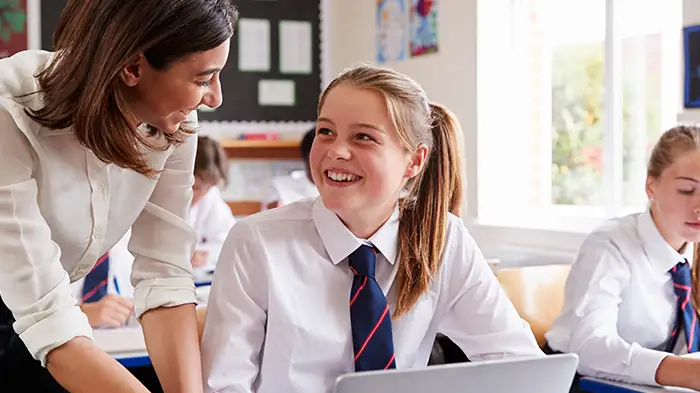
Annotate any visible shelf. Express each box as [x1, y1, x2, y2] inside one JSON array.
[[220, 139, 301, 160]]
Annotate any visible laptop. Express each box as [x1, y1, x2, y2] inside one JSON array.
[[333, 353, 579, 393]]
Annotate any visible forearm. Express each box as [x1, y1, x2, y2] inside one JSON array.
[[141, 303, 203, 393], [656, 356, 700, 390], [46, 336, 147, 392]]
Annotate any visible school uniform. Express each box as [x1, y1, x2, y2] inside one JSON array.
[[189, 186, 236, 274], [545, 209, 695, 387], [0, 50, 197, 390], [201, 198, 543, 393]]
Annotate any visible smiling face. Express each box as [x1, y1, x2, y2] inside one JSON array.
[[310, 83, 427, 237], [120, 39, 230, 133], [647, 149, 700, 250]]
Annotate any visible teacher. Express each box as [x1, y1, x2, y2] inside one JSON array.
[[0, 0, 236, 391]]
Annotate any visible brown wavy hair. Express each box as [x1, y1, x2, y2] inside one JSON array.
[[26, 0, 238, 177], [318, 65, 465, 318]]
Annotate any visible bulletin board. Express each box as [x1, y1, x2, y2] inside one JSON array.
[[39, 0, 324, 124]]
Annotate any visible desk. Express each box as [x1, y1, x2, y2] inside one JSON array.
[[93, 325, 150, 368], [579, 377, 693, 393], [195, 271, 214, 287]]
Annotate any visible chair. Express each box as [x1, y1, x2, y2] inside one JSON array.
[[495, 264, 571, 347], [196, 306, 207, 342]]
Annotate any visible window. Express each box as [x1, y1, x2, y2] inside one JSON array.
[[477, 0, 682, 232]]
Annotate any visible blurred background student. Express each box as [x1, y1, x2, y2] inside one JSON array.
[[191, 136, 236, 274], [262, 129, 318, 210]]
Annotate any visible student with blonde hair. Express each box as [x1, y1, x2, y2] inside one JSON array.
[[201, 64, 541, 393], [545, 125, 700, 391]]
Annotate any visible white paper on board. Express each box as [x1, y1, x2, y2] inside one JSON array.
[[279, 20, 313, 74], [258, 80, 296, 106], [238, 18, 271, 71]]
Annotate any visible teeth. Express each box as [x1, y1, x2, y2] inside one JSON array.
[[327, 170, 360, 182]]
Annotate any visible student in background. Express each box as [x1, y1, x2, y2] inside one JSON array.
[[191, 136, 236, 274], [262, 129, 319, 210], [201, 64, 542, 393], [545, 125, 700, 391]]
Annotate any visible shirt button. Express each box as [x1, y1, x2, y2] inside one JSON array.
[[97, 182, 105, 190]]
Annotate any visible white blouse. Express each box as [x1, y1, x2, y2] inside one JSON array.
[[545, 209, 693, 385], [201, 198, 542, 393], [0, 50, 197, 365]]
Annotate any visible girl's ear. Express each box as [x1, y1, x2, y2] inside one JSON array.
[[405, 144, 429, 179]]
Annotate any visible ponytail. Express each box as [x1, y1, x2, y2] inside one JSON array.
[[394, 103, 465, 318]]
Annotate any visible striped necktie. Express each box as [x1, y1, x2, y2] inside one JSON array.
[[668, 260, 700, 353], [81, 253, 110, 303], [349, 244, 397, 371]]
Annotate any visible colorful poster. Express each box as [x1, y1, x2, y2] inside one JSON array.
[[410, 0, 438, 57], [376, 0, 407, 63], [0, 0, 27, 59]]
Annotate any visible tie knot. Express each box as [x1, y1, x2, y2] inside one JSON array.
[[349, 245, 377, 278], [670, 260, 692, 287]]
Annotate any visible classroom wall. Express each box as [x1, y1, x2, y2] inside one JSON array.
[[328, 0, 479, 219], [684, 0, 700, 25]]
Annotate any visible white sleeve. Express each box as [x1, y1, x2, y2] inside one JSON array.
[[0, 108, 92, 366], [201, 221, 267, 393], [129, 131, 198, 318], [563, 237, 668, 385], [438, 223, 544, 360]]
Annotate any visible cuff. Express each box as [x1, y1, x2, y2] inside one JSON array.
[[19, 305, 93, 367], [628, 343, 670, 386], [133, 277, 197, 318]]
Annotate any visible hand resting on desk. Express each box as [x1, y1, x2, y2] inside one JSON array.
[[80, 294, 134, 329]]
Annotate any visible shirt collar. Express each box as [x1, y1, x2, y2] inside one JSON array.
[[637, 209, 694, 274], [312, 198, 399, 265]]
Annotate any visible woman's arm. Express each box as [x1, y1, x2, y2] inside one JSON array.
[[141, 304, 201, 393], [47, 337, 147, 392], [0, 108, 147, 391], [128, 127, 202, 392]]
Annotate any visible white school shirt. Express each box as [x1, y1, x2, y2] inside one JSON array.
[[70, 231, 136, 302], [0, 50, 197, 365], [189, 186, 236, 273], [201, 198, 543, 393], [545, 209, 693, 386]]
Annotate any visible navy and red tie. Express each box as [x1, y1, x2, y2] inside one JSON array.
[[81, 253, 110, 303], [349, 244, 397, 371], [668, 260, 700, 353]]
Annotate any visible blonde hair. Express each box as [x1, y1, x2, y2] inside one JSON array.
[[647, 125, 700, 318], [319, 65, 465, 318]]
